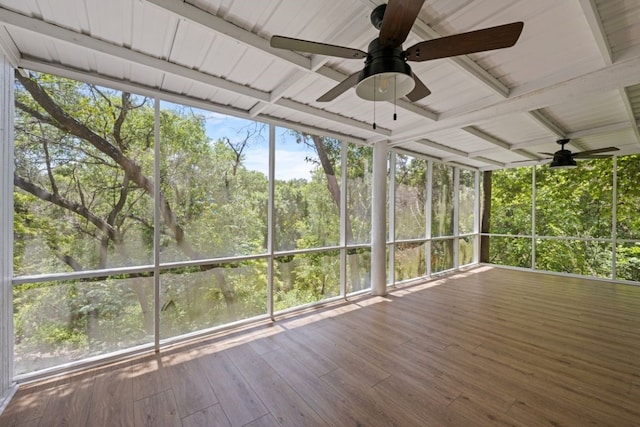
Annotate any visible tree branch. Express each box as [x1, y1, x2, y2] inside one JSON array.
[[112, 92, 130, 151], [40, 132, 59, 195], [16, 71, 198, 259], [14, 172, 119, 242]]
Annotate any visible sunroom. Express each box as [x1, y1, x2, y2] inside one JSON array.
[[1, 0, 640, 425]]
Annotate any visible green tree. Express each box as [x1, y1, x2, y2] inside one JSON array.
[[12, 71, 243, 359]]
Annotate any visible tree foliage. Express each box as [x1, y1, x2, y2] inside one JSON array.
[[12, 71, 373, 373], [486, 157, 640, 279]]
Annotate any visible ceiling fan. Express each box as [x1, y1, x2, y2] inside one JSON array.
[[270, 0, 524, 103], [541, 139, 619, 169]]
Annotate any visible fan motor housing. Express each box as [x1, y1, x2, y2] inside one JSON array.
[[550, 149, 577, 169], [356, 38, 415, 101], [370, 4, 387, 29]]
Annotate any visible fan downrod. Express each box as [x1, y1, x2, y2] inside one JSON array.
[[370, 4, 387, 30]]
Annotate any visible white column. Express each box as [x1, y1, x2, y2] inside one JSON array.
[[267, 124, 275, 318], [371, 141, 388, 296], [453, 167, 460, 269], [0, 54, 16, 412]]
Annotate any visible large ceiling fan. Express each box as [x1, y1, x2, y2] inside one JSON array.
[[270, 0, 524, 103], [542, 139, 619, 169]]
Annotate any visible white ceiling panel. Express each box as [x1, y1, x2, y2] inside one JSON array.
[[2, 0, 640, 170], [475, 113, 558, 145], [596, 0, 640, 58], [425, 128, 497, 153], [574, 128, 639, 153], [541, 90, 629, 133], [130, 2, 177, 58], [410, 61, 498, 114]]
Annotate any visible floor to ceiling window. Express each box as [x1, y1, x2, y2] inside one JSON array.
[[430, 162, 455, 274], [273, 127, 342, 310], [616, 155, 640, 282], [486, 156, 640, 283], [486, 166, 533, 268], [10, 70, 386, 376], [13, 73, 157, 374], [393, 154, 427, 282], [389, 151, 479, 284], [158, 103, 270, 339], [458, 168, 477, 267]]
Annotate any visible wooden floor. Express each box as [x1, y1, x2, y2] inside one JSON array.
[[2, 266, 640, 426]]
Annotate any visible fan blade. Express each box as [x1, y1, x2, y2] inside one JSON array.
[[539, 152, 555, 156], [379, 0, 426, 48], [511, 158, 551, 164], [317, 71, 361, 102], [405, 73, 431, 102], [573, 147, 619, 158], [405, 21, 524, 62], [271, 36, 367, 59], [576, 155, 613, 160]]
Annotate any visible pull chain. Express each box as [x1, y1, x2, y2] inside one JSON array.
[[373, 75, 377, 130], [393, 74, 397, 121]]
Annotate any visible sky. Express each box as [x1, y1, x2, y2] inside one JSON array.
[[170, 104, 316, 181]]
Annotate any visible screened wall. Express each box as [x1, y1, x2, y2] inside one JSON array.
[[8, 70, 480, 377], [10, 71, 379, 375], [388, 152, 479, 284], [486, 157, 640, 282]]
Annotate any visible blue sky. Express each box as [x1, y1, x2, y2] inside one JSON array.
[[182, 107, 316, 181]]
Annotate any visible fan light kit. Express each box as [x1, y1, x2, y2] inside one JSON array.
[[356, 71, 414, 102], [270, 1, 524, 127]]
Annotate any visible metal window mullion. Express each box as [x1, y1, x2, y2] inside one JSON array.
[[153, 98, 161, 352], [425, 160, 433, 277], [340, 139, 347, 297], [267, 124, 275, 319], [453, 167, 460, 269], [612, 157, 617, 280], [531, 165, 536, 270]]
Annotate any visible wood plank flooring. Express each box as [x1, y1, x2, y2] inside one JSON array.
[[2, 266, 640, 426]]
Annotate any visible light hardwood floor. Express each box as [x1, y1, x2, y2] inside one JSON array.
[[2, 266, 640, 426]]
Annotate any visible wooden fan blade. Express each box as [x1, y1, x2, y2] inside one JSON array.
[[271, 36, 367, 59], [511, 158, 551, 164], [576, 155, 612, 160], [317, 71, 361, 102], [405, 73, 431, 102], [379, 0, 426, 48], [573, 147, 619, 158], [405, 21, 524, 62], [539, 152, 555, 156]]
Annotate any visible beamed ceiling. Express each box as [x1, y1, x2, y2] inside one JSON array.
[[1, 0, 640, 170]]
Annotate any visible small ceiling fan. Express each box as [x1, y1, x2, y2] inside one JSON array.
[[270, 0, 524, 103], [541, 139, 619, 169]]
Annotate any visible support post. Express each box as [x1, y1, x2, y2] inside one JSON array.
[[371, 141, 388, 296]]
